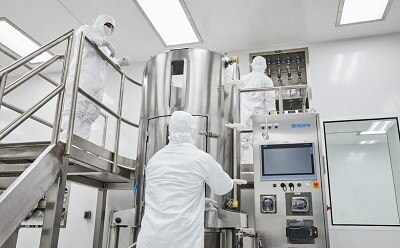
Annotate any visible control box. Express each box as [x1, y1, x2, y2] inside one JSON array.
[[252, 113, 329, 247]]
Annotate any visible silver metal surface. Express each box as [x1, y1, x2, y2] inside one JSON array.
[[65, 32, 85, 155], [252, 113, 329, 247], [1, 228, 18, 248], [0, 30, 74, 75], [0, 43, 60, 88], [3, 55, 62, 96], [238, 85, 308, 115], [110, 208, 136, 226], [2, 101, 54, 129], [92, 189, 107, 248], [39, 163, 67, 248], [0, 28, 139, 248], [101, 113, 108, 148], [0, 84, 64, 141], [206, 209, 248, 229], [112, 74, 125, 173], [134, 48, 237, 239], [52, 36, 73, 144], [0, 144, 63, 246], [78, 87, 139, 129], [0, 73, 7, 108]]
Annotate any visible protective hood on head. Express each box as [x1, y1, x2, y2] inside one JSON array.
[[251, 56, 267, 73], [168, 111, 195, 144], [93, 14, 115, 38]]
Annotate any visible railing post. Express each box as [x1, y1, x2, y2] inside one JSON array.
[[51, 36, 73, 144], [0, 30, 74, 76], [302, 86, 308, 113], [278, 87, 283, 114], [3, 56, 61, 96], [0, 85, 64, 141], [112, 74, 126, 173], [65, 33, 85, 155], [102, 114, 108, 148], [0, 73, 8, 110]]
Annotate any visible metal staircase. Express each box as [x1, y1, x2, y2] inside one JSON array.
[[0, 30, 140, 248]]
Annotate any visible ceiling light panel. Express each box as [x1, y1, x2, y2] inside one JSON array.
[[0, 18, 52, 64], [337, 0, 392, 26], [135, 0, 202, 46]]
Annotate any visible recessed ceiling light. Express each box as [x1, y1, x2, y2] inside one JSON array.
[[0, 18, 52, 64], [359, 120, 395, 135], [134, 0, 202, 47], [359, 140, 378, 145], [336, 0, 393, 26], [359, 130, 386, 135]]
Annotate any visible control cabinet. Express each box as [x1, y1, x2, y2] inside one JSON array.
[[252, 113, 329, 247]]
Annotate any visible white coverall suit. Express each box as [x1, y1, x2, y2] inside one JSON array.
[[136, 111, 234, 248], [240, 56, 276, 149], [61, 14, 128, 140]]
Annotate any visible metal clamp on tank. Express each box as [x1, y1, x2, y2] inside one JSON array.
[[285, 220, 318, 244]]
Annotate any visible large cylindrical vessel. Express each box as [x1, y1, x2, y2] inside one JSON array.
[[134, 48, 237, 240]]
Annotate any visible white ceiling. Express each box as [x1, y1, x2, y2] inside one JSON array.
[[1, 0, 399, 64]]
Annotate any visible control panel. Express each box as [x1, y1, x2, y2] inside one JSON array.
[[252, 113, 329, 247]]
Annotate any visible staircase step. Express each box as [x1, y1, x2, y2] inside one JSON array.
[[0, 163, 30, 176], [0, 142, 50, 163]]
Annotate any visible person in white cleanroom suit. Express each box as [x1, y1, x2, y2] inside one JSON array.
[[240, 56, 276, 150], [136, 111, 247, 248], [61, 14, 130, 140]]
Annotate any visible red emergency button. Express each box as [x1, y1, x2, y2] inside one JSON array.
[[312, 181, 320, 188]]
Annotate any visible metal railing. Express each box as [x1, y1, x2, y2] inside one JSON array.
[[0, 30, 141, 172], [66, 33, 140, 172], [0, 30, 75, 142], [238, 84, 309, 115]]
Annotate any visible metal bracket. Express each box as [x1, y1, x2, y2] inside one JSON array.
[[199, 131, 220, 138]]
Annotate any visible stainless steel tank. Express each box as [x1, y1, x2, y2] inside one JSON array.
[[133, 48, 239, 242]]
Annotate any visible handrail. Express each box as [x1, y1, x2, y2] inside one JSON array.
[[0, 30, 74, 76], [0, 74, 7, 107], [78, 87, 139, 128], [239, 84, 307, 93], [0, 30, 140, 169], [0, 31, 74, 142], [238, 84, 309, 114], [3, 55, 63, 96], [64, 33, 141, 166], [1, 101, 54, 129], [85, 38, 142, 87], [0, 44, 60, 87], [112, 74, 126, 172], [0, 84, 64, 140]]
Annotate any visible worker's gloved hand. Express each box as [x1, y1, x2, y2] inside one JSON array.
[[233, 179, 247, 185], [118, 56, 130, 67], [103, 40, 116, 57], [205, 198, 218, 212]]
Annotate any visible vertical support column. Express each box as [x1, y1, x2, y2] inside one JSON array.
[[278, 87, 283, 114], [1, 228, 18, 248], [39, 161, 67, 248], [107, 225, 120, 248], [101, 115, 108, 148], [93, 189, 107, 248], [0, 73, 8, 110], [51, 36, 74, 144], [302, 86, 308, 113], [65, 33, 85, 155], [112, 74, 125, 173], [232, 128, 241, 202]]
